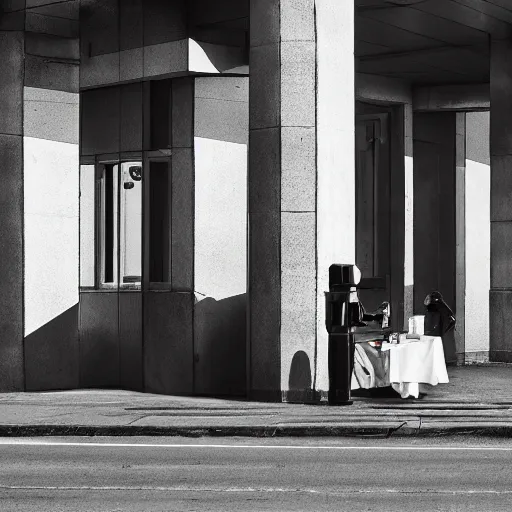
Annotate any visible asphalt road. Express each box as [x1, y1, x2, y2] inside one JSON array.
[[1, 437, 512, 511]]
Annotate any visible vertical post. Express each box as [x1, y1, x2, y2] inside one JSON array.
[[248, 0, 355, 401]]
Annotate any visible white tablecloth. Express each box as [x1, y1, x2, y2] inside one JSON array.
[[381, 336, 449, 398]]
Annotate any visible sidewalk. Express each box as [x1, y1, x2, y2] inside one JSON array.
[[1, 366, 512, 438]]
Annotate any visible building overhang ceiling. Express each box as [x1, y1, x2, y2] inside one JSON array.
[[356, 0, 512, 85]]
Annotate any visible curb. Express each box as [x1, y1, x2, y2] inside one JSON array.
[[2, 424, 512, 438]]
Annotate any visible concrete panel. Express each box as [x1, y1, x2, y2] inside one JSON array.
[[119, 292, 143, 391], [490, 290, 512, 362], [79, 0, 119, 57], [25, 12, 78, 38], [248, 212, 281, 397], [28, 1, 79, 20], [24, 137, 79, 337], [356, 73, 412, 105], [491, 39, 512, 157], [24, 304, 79, 391], [465, 159, 490, 353], [25, 32, 79, 60], [194, 97, 248, 145], [79, 292, 119, 388], [24, 87, 79, 144], [491, 221, 512, 289], [281, 126, 315, 212], [0, 31, 24, 136], [171, 148, 194, 291], [24, 55, 79, 93], [120, 82, 143, 152], [120, 0, 143, 51], [490, 155, 512, 222], [250, 0, 279, 48], [119, 48, 143, 82], [280, 212, 316, 392], [194, 137, 247, 300], [142, 0, 187, 46], [143, 40, 188, 78], [0, 11, 25, 30], [466, 111, 490, 166], [315, 0, 355, 392], [80, 52, 120, 89], [248, 127, 280, 214], [0, 134, 24, 391], [172, 78, 194, 148], [144, 292, 194, 394], [195, 76, 249, 103], [80, 86, 120, 156], [281, 0, 314, 42], [249, 43, 280, 130], [280, 41, 315, 128], [194, 294, 246, 396]]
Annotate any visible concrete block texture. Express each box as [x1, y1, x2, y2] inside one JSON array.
[[25, 54, 79, 93], [490, 290, 512, 362], [281, 126, 316, 212], [248, 127, 280, 215], [249, 43, 280, 130], [0, 134, 24, 391], [250, 0, 280, 48], [280, 212, 316, 392], [0, 31, 24, 136], [143, 40, 188, 78], [280, 0, 314, 42], [24, 87, 79, 144], [171, 148, 194, 291], [119, 48, 143, 82], [80, 52, 120, 89], [24, 305, 79, 391], [491, 39, 512, 157], [79, 292, 119, 388], [490, 155, 512, 222], [144, 292, 194, 395], [280, 41, 315, 127], [491, 221, 512, 289], [248, 212, 281, 395], [172, 78, 194, 148], [119, 292, 143, 391]]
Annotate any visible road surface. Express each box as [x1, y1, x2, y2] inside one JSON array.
[[1, 436, 512, 511]]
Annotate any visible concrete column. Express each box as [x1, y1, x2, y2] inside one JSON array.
[[0, 2, 80, 391], [489, 39, 512, 363], [248, 0, 354, 401]]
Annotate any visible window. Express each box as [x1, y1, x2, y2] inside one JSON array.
[[148, 160, 172, 285], [79, 160, 143, 291]]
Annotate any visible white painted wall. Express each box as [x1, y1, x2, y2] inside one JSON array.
[[24, 137, 79, 336], [23, 87, 79, 337], [465, 112, 490, 355], [315, 0, 355, 391], [194, 77, 248, 301]]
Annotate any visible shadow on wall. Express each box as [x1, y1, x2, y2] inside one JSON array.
[[194, 293, 246, 397], [287, 350, 314, 403], [24, 304, 80, 391]]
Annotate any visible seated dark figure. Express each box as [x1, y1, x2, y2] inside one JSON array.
[[424, 291, 456, 365]]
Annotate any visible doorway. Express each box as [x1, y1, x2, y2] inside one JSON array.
[[355, 102, 405, 331]]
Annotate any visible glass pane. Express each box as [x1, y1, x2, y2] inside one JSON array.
[[99, 164, 119, 287], [80, 165, 95, 288], [149, 161, 171, 283], [120, 162, 142, 288]]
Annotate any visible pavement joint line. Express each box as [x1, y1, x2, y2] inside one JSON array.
[[4, 440, 512, 451]]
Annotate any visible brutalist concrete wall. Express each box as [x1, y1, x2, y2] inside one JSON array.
[[193, 77, 248, 396]]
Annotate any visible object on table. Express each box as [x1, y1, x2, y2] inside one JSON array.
[[423, 291, 456, 364], [408, 315, 425, 335]]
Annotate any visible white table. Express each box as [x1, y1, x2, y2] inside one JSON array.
[[381, 335, 449, 398]]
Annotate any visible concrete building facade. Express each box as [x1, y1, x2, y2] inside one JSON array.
[[0, 0, 508, 400]]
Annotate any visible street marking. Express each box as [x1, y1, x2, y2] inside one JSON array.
[[1, 485, 512, 496], [0, 439, 512, 451]]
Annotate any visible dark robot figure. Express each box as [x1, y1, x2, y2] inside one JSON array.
[[424, 291, 456, 365]]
